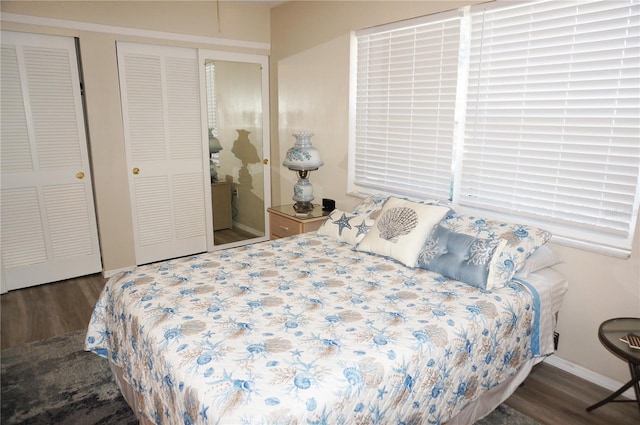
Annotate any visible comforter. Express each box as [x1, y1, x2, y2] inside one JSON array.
[[86, 232, 542, 425]]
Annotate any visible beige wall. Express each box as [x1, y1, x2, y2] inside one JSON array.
[[1, 1, 271, 271], [1, 0, 270, 43], [271, 0, 640, 389]]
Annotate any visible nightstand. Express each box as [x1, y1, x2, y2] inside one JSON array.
[[267, 204, 329, 239], [211, 181, 232, 231]]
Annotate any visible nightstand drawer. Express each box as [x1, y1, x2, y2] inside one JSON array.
[[267, 205, 329, 239], [270, 212, 301, 238]]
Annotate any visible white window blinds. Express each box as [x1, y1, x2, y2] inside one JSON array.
[[353, 11, 461, 200], [461, 0, 640, 253], [350, 0, 640, 255]]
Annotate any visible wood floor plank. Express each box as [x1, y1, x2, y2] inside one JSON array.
[[1, 275, 107, 348], [507, 361, 639, 425], [214, 227, 257, 245], [0, 287, 28, 348]]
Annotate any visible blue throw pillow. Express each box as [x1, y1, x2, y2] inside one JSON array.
[[438, 211, 551, 286], [417, 224, 504, 289]]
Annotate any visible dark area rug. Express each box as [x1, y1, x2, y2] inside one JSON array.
[[1, 330, 135, 425], [1, 330, 540, 425]]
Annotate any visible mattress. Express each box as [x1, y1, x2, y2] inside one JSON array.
[[85, 231, 567, 424], [515, 267, 568, 355]]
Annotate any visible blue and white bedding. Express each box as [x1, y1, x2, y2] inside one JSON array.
[[86, 231, 554, 425]]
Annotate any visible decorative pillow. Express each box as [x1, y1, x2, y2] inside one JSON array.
[[351, 194, 440, 220], [514, 245, 563, 278], [317, 209, 374, 245], [440, 212, 552, 286], [350, 194, 390, 219], [417, 225, 507, 289], [356, 197, 450, 267]]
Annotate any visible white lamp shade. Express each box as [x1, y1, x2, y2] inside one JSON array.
[[209, 135, 223, 154], [283, 132, 324, 171]]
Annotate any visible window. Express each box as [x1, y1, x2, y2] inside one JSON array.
[[351, 10, 462, 201], [350, 0, 640, 256]]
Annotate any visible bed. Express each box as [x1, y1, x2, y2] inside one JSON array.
[[86, 196, 568, 425]]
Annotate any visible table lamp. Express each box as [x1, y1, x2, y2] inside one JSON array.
[[283, 132, 323, 214]]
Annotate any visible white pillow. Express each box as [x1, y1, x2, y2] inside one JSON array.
[[317, 209, 374, 245], [514, 245, 563, 278], [356, 197, 450, 267]]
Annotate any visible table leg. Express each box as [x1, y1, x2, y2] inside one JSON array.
[[631, 362, 640, 412], [586, 362, 640, 412]]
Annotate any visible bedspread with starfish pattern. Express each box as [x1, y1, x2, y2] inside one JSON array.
[[86, 231, 541, 425]]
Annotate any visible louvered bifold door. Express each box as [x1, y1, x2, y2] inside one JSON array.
[[0, 31, 101, 291], [117, 42, 206, 265]]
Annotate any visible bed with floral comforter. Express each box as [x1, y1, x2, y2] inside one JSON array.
[[86, 229, 552, 425]]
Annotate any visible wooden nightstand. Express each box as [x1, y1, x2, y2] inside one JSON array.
[[211, 181, 232, 231], [267, 204, 329, 239]]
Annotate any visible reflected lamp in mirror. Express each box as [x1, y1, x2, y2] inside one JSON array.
[[209, 130, 223, 182], [283, 132, 324, 214]]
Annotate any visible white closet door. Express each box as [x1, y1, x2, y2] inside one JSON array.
[[0, 31, 101, 291], [117, 42, 207, 265]]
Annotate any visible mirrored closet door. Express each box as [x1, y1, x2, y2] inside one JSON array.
[[199, 50, 271, 250]]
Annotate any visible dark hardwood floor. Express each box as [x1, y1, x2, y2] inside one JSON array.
[[2, 274, 638, 425], [1, 273, 106, 348]]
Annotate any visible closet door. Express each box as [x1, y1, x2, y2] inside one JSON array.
[[117, 42, 207, 265], [0, 31, 101, 291]]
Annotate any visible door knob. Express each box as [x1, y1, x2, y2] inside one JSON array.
[[263, 159, 269, 165], [76, 171, 85, 179], [132, 167, 140, 175]]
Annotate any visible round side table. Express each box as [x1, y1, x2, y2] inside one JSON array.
[[586, 317, 640, 413]]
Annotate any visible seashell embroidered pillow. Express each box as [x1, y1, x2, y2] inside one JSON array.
[[355, 197, 450, 267], [317, 209, 374, 245]]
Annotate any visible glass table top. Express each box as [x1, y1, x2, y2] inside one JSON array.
[[599, 317, 640, 364], [269, 204, 330, 220]]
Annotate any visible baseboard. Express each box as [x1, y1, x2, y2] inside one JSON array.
[[231, 221, 263, 237], [545, 355, 634, 399]]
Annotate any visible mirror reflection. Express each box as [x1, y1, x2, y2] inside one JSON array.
[[205, 59, 265, 246]]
